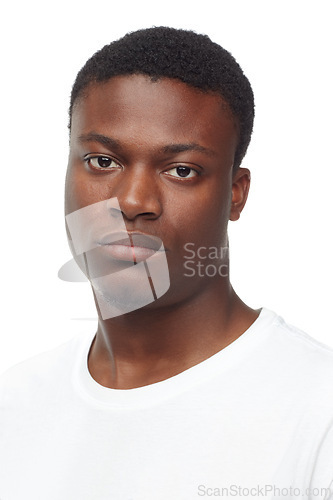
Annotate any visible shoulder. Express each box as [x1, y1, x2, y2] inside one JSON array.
[[260, 308, 333, 406], [0, 331, 94, 405], [267, 309, 333, 365]]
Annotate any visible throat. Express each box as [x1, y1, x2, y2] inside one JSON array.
[[87, 290, 259, 390]]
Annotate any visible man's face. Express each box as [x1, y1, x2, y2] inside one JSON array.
[[66, 74, 242, 311]]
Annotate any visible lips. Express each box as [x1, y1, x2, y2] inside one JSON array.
[[96, 232, 164, 263]]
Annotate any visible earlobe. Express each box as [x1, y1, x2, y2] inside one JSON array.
[[229, 168, 251, 221]]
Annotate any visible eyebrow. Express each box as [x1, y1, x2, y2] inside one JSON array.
[[78, 133, 121, 150], [162, 143, 216, 157], [78, 132, 217, 158]]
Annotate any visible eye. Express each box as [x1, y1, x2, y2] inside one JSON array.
[[165, 166, 198, 179], [85, 156, 122, 170]]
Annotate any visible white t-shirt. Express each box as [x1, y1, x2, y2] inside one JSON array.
[[1, 308, 333, 500]]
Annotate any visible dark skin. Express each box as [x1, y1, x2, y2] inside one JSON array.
[[66, 74, 259, 389]]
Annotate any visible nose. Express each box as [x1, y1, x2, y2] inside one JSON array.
[[107, 165, 162, 221]]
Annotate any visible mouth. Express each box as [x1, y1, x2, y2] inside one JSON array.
[[96, 232, 164, 263]]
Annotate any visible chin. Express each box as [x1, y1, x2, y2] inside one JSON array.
[[90, 262, 162, 320]]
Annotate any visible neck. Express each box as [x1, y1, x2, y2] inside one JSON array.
[[88, 279, 259, 389]]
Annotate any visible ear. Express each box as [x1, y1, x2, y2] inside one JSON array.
[[229, 168, 251, 221]]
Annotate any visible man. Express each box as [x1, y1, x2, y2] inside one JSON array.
[[1, 27, 332, 499]]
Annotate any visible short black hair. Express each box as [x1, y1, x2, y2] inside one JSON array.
[[70, 27, 254, 170]]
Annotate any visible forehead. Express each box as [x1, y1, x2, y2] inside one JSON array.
[[71, 75, 238, 155]]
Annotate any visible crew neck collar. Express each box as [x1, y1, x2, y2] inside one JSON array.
[[72, 307, 277, 409]]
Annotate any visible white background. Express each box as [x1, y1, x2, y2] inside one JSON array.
[[1, 0, 332, 373]]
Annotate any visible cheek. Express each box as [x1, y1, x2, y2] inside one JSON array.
[[65, 164, 108, 215], [165, 185, 231, 247]]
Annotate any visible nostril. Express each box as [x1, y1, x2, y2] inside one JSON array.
[[109, 206, 124, 219], [106, 196, 122, 212], [121, 210, 158, 222]]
